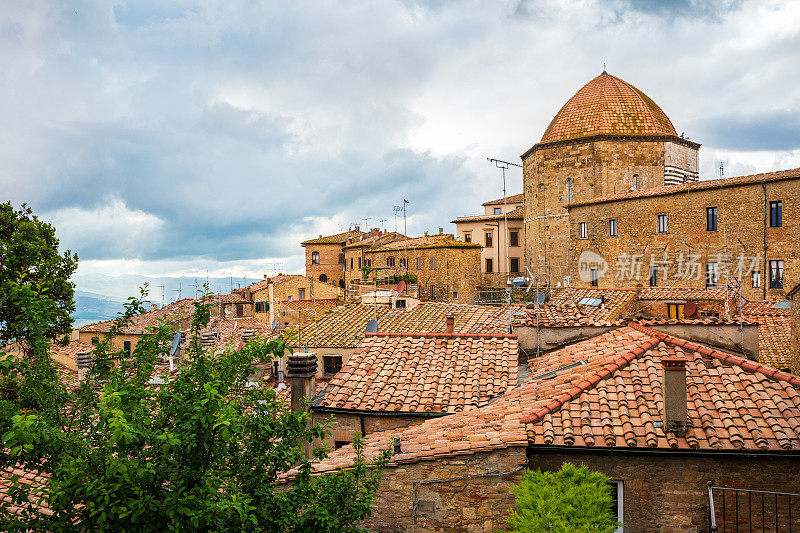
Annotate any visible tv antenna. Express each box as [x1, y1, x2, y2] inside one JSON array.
[[154, 285, 165, 308], [174, 282, 182, 302], [363, 217, 373, 230], [393, 206, 403, 233], [379, 218, 387, 232], [488, 158, 522, 290]]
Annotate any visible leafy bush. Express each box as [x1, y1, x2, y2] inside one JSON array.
[[508, 462, 620, 533]]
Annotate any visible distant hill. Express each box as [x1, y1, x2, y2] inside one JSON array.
[[70, 274, 260, 327]]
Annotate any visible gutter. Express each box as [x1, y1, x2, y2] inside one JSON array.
[[526, 445, 800, 459], [310, 406, 451, 418]]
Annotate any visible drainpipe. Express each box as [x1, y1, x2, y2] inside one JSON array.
[[762, 182, 767, 300]]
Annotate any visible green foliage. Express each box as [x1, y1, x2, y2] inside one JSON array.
[[0, 287, 391, 532], [507, 463, 620, 533], [0, 202, 78, 354]]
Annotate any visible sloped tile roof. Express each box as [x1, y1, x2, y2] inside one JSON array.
[[342, 232, 407, 250], [539, 72, 677, 145], [367, 234, 481, 251], [315, 332, 518, 414], [79, 298, 198, 335], [568, 167, 800, 207], [741, 300, 792, 316], [296, 325, 800, 476], [517, 287, 636, 326], [0, 465, 50, 517], [200, 317, 279, 348], [301, 230, 366, 246], [737, 302, 793, 370], [451, 206, 524, 224], [638, 287, 733, 301], [294, 302, 513, 348], [482, 193, 525, 206]]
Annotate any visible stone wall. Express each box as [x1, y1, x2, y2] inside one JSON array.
[[305, 242, 346, 288], [789, 287, 800, 373], [566, 177, 799, 301], [523, 137, 698, 288]]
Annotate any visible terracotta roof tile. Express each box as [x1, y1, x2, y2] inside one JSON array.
[[315, 333, 518, 414], [516, 287, 636, 326], [482, 193, 525, 206], [451, 206, 524, 224], [79, 298, 197, 335], [638, 287, 733, 301], [367, 234, 481, 251], [301, 230, 367, 246]]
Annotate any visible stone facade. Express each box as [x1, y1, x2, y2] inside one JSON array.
[[567, 175, 799, 301], [247, 275, 340, 326], [311, 411, 434, 449], [522, 136, 699, 288], [789, 283, 800, 372], [302, 230, 369, 289]]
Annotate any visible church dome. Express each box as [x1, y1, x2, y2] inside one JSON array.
[[540, 72, 677, 144]]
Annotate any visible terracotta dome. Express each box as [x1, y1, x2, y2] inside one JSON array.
[[540, 72, 677, 144]]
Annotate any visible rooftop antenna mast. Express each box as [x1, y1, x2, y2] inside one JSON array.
[[363, 217, 373, 230], [719, 160, 725, 179], [402, 199, 409, 236], [379, 218, 387, 232], [155, 285, 165, 309], [174, 282, 182, 302], [393, 206, 403, 233], [488, 157, 522, 296]]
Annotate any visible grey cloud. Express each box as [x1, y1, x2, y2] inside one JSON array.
[[692, 109, 800, 151]]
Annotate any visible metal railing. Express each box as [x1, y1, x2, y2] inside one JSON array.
[[709, 481, 800, 532]]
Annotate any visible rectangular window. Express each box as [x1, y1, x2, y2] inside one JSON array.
[[509, 258, 519, 273], [255, 302, 263, 312], [485, 232, 493, 247], [751, 270, 761, 288], [298, 289, 306, 300], [706, 206, 717, 231], [464, 233, 472, 243], [311, 251, 320, 265], [123, 340, 131, 356], [485, 258, 493, 273], [706, 262, 718, 288], [386, 256, 395, 267], [358, 257, 362, 269], [567, 178, 573, 203], [430, 257, 435, 270], [668, 303, 685, 319], [349, 257, 353, 270], [323, 355, 343, 376], [590, 268, 598, 287], [395, 299, 406, 309], [769, 260, 784, 289], [770, 200, 782, 227], [429, 285, 436, 299], [493, 207, 502, 214], [452, 291, 458, 299], [399, 258, 407, 269], [656, 213, 669, 234], [608, 218, 618, 237], [416, 257, 421, 269], [578, 222, 588, 239], [649, 266, 658, 287], [509, 231, 519, 247], [608, 481, 623, 533], [338, 253, 345, 265], [365, 258, 371, 267]]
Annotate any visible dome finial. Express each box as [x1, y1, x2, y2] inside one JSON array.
[[602, 62, 607, 75]]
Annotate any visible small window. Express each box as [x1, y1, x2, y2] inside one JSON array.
[[509, 231, 519, 247], [338, 253, 345, 265], [452, 291, 458, 299], [255, 302, 262, 312], [358, 257, 362, 269], [387, 256, 395, 267], [429, 285, 436, 299], [485, 258, 493, 273], [509, 258, 519, 273], [323, 355, 343, 376], [770, 201, 782, 227], [91, 336, 99, 346], [706, 262, 718, 288], [493, 207, 502, 214], [578, 222, 588, 239], [464, 233, 472, 243], [632, 174, 638, 191], [364, 258, 371, 268], [485, 232, 493, 247], [311, 251, 320, 265], [298, 289, 306, 300], [668, 303, 685, 319], [319, 274, 328, 283], [395, 299, 406, 309], [287, 296, 292, 302], [751, 270, 761, 288], [649, 266, 658, 287], [430, 257, 435, 270], [567, 178, 573, 203], [123, 340, 131, 355], [706, 207, 717, 231], [590, 268, 598, 287], [769, 260, 784, 289], [608, 218, 618, 237], [416, 257, 421, 269], [334, 441, 350, 450], [349, 258, 353, 270], [656, 213, 669, 234], [608, 481, 623, 533], [399, 258, 408, 269]]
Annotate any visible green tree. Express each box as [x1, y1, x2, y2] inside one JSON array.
[[0, 288, 391, 532], [0, 202, 78, 356], [507, 462, 620, 533]]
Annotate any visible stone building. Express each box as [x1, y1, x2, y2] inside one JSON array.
[[242, 274, 340, 327], [349, 233, 483, 304], [788, 282, 800, 372], [522, 71, 700, 287], [308, 329, 518, 449], [451, 193, 525, 286], [302, 229, 368, 289], [341, 230, 407, 294], [286, 325, 800, 532], [566, 168, 800, 301]]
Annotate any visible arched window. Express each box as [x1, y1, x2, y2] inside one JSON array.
[[632, 174, 638, 191], [318, 274, 328, 283]]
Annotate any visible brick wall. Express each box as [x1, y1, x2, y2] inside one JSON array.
[[305, 243, 346, 288], [523, 138, 698, 287], [567, 177, 799, 301]]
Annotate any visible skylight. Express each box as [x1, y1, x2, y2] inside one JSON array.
[[772, 301, 791, 309], [578, 297, 603, 306], [530, 360, 588, 381]]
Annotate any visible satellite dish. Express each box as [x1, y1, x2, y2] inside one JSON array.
[[365, 318, 379, 333], [534, 291, 546, 304], [684, 301, 697, 317], [396, 280, 406, 293], [169, 332, 182, 357], [271, 318, 279, 330]]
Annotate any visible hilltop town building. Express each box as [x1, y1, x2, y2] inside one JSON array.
[[451, 193, 525, 286], [241, 274, 340, 327], [301, 229, 369, 289]]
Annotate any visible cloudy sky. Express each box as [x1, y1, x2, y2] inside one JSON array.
[[2, 0, 799, 283]]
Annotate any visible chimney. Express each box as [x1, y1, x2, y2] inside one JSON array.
[[287, 353, 317, 457], [151, 303, 158, 311], [424, 231, 428, 236], [662, 357, 687, 435], [445, 314, 455, 334], [75, 351, 93, 381], [438, 227, 443, 235]]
